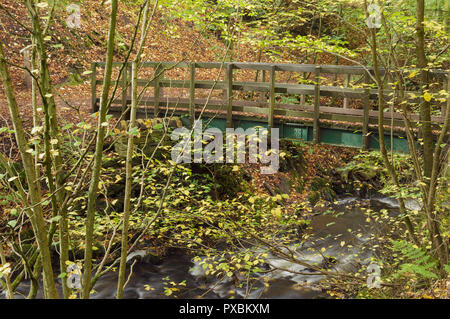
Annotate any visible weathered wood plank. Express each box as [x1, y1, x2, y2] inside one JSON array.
[[362, 73, 370, 150], [189, 63, 196, 128], [269, 66, 276, 130], [106, 96, 444, 125], [259, 70, 266, 103], [94, 61, 447, 79], [100, 78, 425, 102], [343, 73, 351, 109], [154, 65, 163, 117], [313, 66, 321, 144], [233, 105, 269, 115], [226, 64, 233, 128]]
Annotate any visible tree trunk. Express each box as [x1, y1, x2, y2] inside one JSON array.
[[25, 0, 70, 298], [0, 41, 59, 299], [416, 0, 447, 270], [363, 0, 418, 244], [82, 0, 119, 299], [116, 61, 137, 299]]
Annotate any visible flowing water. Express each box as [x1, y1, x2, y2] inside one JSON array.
[[4, 196, 405, 299]]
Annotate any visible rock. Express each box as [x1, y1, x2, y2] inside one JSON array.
[[126, 248, 162, 265], [308, 177, 336, 204], [355, 168, 377, 181], [275, 175, 291, 194]]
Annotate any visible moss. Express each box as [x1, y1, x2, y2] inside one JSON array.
[[309, 176, 336, 203], [308, 191, 321, 206]]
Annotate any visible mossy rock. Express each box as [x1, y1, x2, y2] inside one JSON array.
[[275, 175, 292, 194], [308, 176, 336, 204], [190, 163, 243, 199], [212, 164, 243, 198], [279, 140, 307, 178], [308, 191, 321, 206]]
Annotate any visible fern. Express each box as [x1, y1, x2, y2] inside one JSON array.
[[445, 264, 450, 274], [391, 240, 439, 279]]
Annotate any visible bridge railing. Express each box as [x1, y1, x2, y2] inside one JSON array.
[[90, 61, 448, 149]]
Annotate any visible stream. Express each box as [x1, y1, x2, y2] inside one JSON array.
[[4, 196, 412, 299]]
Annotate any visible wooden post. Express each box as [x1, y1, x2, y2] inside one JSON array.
[[23, 47, 32, 89], [333, 56, 339, 85], [300, 72, 306, 106], [343, 73, 351, 109], [189, 62, 196, 129], [268, 66, 276, 131], [154, 64, 164, 117], [121, 63, 128, 115], [362, 72, 371, 150], [313, 66, 321, 144], [259, 70, 266, 103], [91, 62, 98, 112], [226, 63, 234, 128]]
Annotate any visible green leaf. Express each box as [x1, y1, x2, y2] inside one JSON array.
[[50, 216, 62, 223], [444, 264, 450, 274], [62, 123, 73, 130], [128, 127, 139, 136], [58, 272, 67, 279], [7, 220, 17, 228]]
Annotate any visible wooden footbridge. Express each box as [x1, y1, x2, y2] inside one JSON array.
[[90, 61, 448, 153]]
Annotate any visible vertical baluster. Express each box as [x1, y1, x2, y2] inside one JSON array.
[[226, 63, 234, 128], [343, 73, 351, 109], [362, 72, 371, 150], [259, 69, 266, 103], [154, 64, 164, 117], [300, 72, 306, 106], [313, 66, 321, 144], [268, 66, 276, 131], [189, 63, 196, 129]]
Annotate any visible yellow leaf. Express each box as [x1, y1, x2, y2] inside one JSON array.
[[423, 92, 432, 102], [408, 71, 418, 79], [271, 207, 282, 218]]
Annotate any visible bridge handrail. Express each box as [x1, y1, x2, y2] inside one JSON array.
[[92, 61, 448, 78]]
